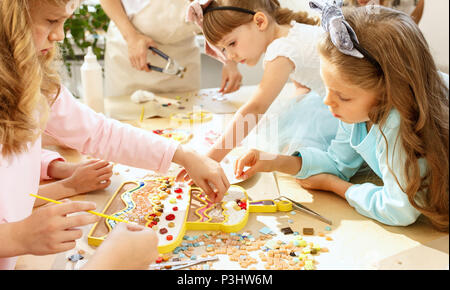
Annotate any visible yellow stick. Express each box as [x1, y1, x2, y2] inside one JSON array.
[[140, 105, 145, 123], [30, 194, 130, 224]]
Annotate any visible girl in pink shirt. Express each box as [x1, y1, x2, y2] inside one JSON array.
[[0, 0, 230, 270]]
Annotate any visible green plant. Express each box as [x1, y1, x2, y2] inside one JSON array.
[[59, 4, 110, 76]]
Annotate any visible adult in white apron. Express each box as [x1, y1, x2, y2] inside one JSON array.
[[101, 0, 242, 120]]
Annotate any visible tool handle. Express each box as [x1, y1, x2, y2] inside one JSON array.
[[149, 47, 170, 61], [147, 64, 164, 73]]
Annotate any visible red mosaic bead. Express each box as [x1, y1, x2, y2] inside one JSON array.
[[167, 235, 173, 241], [174, 188, 183, 194], [165, 214, 176, 221], [173, 206, 178, 211]]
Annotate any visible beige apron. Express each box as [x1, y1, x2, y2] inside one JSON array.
[[104, 0, 201, 119]]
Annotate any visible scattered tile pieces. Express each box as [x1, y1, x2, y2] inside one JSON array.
[[68, 253, 84, 262], [259, 227, 274, 235], [281, 227, 294, 235], [303, 227, 314, 235]]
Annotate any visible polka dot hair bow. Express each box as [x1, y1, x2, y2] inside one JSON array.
[[309, 0, 364, 58], [309, 0, 384, 74]]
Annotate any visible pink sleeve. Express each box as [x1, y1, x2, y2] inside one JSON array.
[[44, 86, 180, 174], [40, 149, 65, 181]]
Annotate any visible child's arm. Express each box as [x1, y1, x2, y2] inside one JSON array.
[[294, 120, 420, 226], [44, 86, 228, 202], [207, 57, 294, 163], [235, 122, 364, 180], [234, 149, 354, 198], [343, 122, 422, 226], [36, 160, 113, 207], [41, 149, 65, 181], [234, 150, 302, 179]]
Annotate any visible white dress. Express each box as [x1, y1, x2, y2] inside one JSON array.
[[104, 0, 201, 120], [248, 21, 338, 155]]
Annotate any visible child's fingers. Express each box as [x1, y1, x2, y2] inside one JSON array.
[[98, 179, 112, 189], [219, 77, 228, 93], [64, 212, 99, 229], [241, 166, 259, 180], [52, 241, 77, 254], [209, 178, 226, 201], [87, 160, 110, 170], [222, 172, 230, 191], [95, 163, 114, 176], [223, 77, 238, 94], [55, 201, 97, 216], [59, 228, 84, 242], [97, 171, 113, 182], [175, 169, 188, 182], [234, 153, 254, 178], [196, 179, 214, 198]]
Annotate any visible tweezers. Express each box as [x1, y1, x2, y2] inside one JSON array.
[[272, 171, 332, 225], [149, 256, 218, 270], [277, 195, 332, 225], [148, 47, 187, 78]]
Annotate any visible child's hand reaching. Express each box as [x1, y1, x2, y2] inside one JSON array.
[[174, 147, 230, 203], [220, 60, 242, 94], [38, 160, 114, 205], [234, 149, 276, 180], [64, 160, 114, 195], [82, 223, 159, 270]]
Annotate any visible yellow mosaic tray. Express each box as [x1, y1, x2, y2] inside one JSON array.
[[87, 177, 292, 254]]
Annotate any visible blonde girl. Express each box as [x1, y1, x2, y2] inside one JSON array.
[[0, 0, 229, 269], [180, 0, 339, 181], [235, 4, 449, 231]]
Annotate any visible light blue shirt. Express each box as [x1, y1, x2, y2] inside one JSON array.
[[295, 109, 423, 226]]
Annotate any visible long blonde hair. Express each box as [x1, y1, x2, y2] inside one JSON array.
[[203, 0, 319, 45], [0, 0, 65, 157], [319, 6, 449, 231]]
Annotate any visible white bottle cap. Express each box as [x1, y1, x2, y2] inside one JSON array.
[[84, 46, 97, 63]]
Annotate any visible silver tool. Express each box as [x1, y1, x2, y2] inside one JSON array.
[[148, 47, 187, 78], [272, 172, 333, 225], [149, 256, 219, 270]]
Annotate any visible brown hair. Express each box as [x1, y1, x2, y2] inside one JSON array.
[[203, 0, 319, 45], [319, 6, 449, 231], [0, 0, 63, 157]]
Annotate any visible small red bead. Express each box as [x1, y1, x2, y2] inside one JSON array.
[[173, 207, 178, 211], [156, 257, 163, 264], [174, 188, 183, 194], [166, 214, 176, 221], [167, 235, 173, 241], [176, 195, 182, 199]]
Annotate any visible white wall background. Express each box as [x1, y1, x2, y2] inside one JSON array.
[[419, 0, 449, 73]]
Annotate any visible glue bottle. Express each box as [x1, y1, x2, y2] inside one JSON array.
[[81, 46, 104, 113]]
